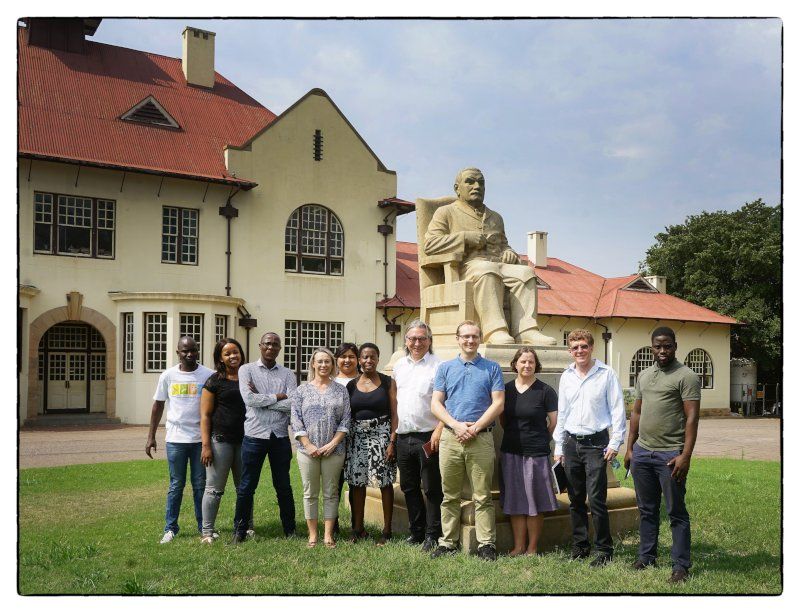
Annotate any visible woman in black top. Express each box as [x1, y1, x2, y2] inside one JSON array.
[[499, 346, 560, 556], [345, 343, 398, 545], [199, 338, 251, 544]]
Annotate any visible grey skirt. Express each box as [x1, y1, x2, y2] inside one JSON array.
[[499, 451, 559, 516], [345, 418, 397, 488]]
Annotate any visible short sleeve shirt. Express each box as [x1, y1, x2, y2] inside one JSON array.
[[433, 354, 505, 423], [204, 373, 246, 443], [501, 379, 558, 457], [635, 360, 701, 451], [153, 364, 215, 443]]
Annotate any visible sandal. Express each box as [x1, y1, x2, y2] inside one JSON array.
[[375, 531, 392, 546], [324, 539, 337, 549], [200, 535, 214, 545], [306, 540, 318, 548], [349, 529, 368, 543]]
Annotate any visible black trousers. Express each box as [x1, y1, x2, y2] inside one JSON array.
[[563, 430, 613, 555], [396, 431, 443, 539]]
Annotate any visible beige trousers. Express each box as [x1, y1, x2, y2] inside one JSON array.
[[438, 428, 496, 548], [297, 451, 346, 521]]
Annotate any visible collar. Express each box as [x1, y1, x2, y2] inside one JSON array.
[[567, 358, 607, 377], [656, 359, 681, 373], [404, 352, 432, 365], [257, 358, 280, 371], [453, 198, 487, 222], [458, 353, 482, 366]]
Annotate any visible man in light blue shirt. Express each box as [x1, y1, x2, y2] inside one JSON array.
[[430, 320, 505, 561], [553, 329, 626, 567]]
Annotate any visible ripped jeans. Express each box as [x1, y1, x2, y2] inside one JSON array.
[[201, 436, 253, 537]]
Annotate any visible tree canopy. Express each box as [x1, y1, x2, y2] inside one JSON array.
[[641, 199, 781, 381]]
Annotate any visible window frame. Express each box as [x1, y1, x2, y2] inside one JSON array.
[[144, 312, 168, 373], [283, 320, 344, 382], [214, 315, 228, 344], [284, 204, 344, 276], [162, 206, 199, 266], [33, 191, 116, 259], [629, 346, 655, 387], [685, 348, 714, 389], [179, 313, 204, 364], [122, 312, 134, 373]]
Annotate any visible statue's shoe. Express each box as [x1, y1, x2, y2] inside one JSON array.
[[484, 330, 516, 344], [516, 330, 558, 346]]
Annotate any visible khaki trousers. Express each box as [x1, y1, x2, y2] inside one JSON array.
[[297, 451, 346, 521], [438, 428, 496, 548]]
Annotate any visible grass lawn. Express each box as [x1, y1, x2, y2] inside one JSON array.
[[18, 457, 781, 595]]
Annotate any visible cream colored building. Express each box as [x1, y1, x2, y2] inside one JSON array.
[[18, 19, 409, 424]]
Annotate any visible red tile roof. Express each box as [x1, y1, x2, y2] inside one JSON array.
[[17, 26, 275, 187], [387, 242, 738, 325]]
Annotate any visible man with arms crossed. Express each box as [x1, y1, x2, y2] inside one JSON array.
[[430, 320, 505, 561], [392, 319, 444, 552], [624, 326, 700, 583], [231, 332, 297, 543], [554, 329, 626, 567], [146, 336, 215, 544]]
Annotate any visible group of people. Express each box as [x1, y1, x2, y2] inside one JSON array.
[[145, 318, 700, 584]]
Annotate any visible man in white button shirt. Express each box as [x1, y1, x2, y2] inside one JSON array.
[[553, 329, 626, 567], [392, 320, 444, 552]]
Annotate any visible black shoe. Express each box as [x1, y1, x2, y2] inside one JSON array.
[[570, 548, 590, 560], [421, 536, 438, 552], [430, 545, 458, 559], [589, 553, 613, 567], [668, 568, 689, 583], [631, 559, 656, 570], [230, 533, 246, 545], [477, 544, 498, 561], [284, 530, 297, 538], [405, 534, 425, 545]]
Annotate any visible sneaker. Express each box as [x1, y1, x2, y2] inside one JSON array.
[[570, 547, 590, 560], [430, 545, 458, 559], [159, 530, 175, 544], [589, 553, 613, 567], [668, 568, 689, 583], [421, 537, 438, 552], [631, 559, 656, 570], [245, 529, 255, 540], [212, 531, 220, 540], [477, 544, 498, 562], [200, 535, 214, 545], [405, 534, 424, 545]]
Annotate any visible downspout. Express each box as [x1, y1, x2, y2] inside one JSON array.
[[377, 207, 400, 349], [218, 189, 240, 297], [594, 319, 612, 365], [237, 305, 257, 362]]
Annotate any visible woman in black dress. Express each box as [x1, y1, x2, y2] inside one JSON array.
[[499, 346, 560, 556], [345, 343, 398, 545]]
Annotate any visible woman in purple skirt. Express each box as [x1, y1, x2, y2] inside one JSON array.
[[499, 346, 560, 556]]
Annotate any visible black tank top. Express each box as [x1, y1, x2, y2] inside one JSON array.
[[347, 373, 391, 421]]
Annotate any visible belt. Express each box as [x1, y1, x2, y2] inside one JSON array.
[[567, 430, 607, 444], [354, 415, 390, 426], [444, 424, 494, 433]]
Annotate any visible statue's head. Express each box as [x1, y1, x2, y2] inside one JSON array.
[[454, 167, 485, 206]]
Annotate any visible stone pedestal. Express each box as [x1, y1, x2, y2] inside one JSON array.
[[360, 343, 639, 553]]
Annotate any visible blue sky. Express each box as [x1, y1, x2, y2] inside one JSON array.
[[89, 18, 780, 277]]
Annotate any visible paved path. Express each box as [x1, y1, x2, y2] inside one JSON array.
[[18, 417, 781, 469]]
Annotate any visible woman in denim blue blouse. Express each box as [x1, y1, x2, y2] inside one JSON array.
[[290, 347, 351, 548]]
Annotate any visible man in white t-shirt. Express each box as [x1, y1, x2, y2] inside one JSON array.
[[145, 336, 214, 544]]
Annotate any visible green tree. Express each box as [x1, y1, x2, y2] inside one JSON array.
[[640, 199, 781, 381]]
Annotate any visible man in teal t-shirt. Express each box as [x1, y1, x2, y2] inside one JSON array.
[[624, 326, 700, 584]]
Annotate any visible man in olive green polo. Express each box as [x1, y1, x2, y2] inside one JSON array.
[[624, 326, 700, 584]]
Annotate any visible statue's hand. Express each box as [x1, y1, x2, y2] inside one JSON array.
[[464, 231, 485, 249], [501, 249, 519, 264]]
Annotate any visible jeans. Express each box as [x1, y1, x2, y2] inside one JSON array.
[[631, 441, 691, 571], [201, 437, 253, 536], [397, 431, 443, 539], [563, 431, 613, 555], [438, 428, 496, 548], [233, 434, 296, 537], [165, 442, 205, 535]]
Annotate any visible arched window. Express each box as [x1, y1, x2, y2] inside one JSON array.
[[685, 348, 714, 389], [629, 346, 654, 387], [284, 204, 344, 275]]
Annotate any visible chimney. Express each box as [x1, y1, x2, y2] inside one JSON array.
[[182, 26, 216, 89], [526, 231, 548, 268], [644, 275, 667, 293]]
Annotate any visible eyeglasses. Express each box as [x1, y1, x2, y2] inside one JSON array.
[[570, 344, 590, 352], [405, 336, 430, 343], [458, 334, 480, 341]]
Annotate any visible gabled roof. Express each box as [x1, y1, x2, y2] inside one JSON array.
[[17, 26, 276, 187], [388, 242, 738, 325]]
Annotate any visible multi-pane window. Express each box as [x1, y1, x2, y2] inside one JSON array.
[[214, 315, 228, 344], [145, 313, 168, 372], [180, 313, 204, 363], [122, 313, 134, 372], [563, 332, 570, 346], [686, 348, 714, 389], [629, 346, 655, 387], [34, 192, 115, 258], [90, 354, 106, 381], [284, 320, 344, 381], [162, 207, 198, 265], [284, 205, 344, 275]]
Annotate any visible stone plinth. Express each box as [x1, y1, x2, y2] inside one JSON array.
[[363, 343, 639, 552]]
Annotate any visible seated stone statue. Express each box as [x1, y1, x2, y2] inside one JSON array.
[[423, 167, 556, 345]]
